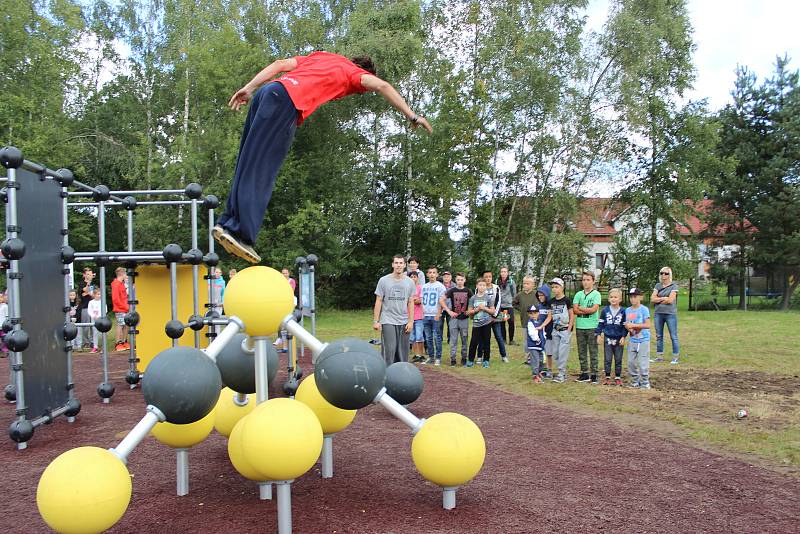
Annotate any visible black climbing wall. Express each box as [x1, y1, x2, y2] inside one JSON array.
[[16, 167, 69, 419]]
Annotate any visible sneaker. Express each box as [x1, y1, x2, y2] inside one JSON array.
[[90, 347, 99, 353], [614, 377, 623, 386], [466, 361, 474, 368], [450, 358, 457, 366], [212, 225, 261, 264], [602, 377, 612, 386], [627, 382, 640, 389], [422, 358, 435, 365], [532, 375, 542, 383], [482, 361, 490, 368], [121, 342, 130, 350], [501, 356, 509, 363], [640, 383, 652, 390], [411, 355, 423, 363], [460, 359, 467, 366], [544, 370, 553, 380], [476, 357, 483, 364], [552, 374, 565, 383], [523, 359, 531, 366], [670, 357, 679, 365], [651, 357, 665, 363], [590, 374, 599, 384], [434, 359, 441, 366], [114, 342, 124, 352], [576, 373, 590, 382]]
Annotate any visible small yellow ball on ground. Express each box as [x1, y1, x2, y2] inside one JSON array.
[[223, 266, 294, 336], [241, 398, 323, 480], [295, 375, 357, 435], [411, 412, 486, 487], [37, 446, 131, 534], [150, 408, 215, 448], [213, 387, 256, 437]]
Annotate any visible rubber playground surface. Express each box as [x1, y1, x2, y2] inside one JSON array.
[[1, 352, 798, 533]]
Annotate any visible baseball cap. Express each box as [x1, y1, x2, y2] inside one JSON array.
[[442, 271, 451, 275], [527, 305, 539, 312], [629, 287, 643, 296], [549, 277, 565, 287]]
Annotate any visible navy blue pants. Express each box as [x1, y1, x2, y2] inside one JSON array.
[[218, 82, 298, 245]]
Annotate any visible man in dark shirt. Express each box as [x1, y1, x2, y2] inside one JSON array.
[[76, 267, 95, 350], [441, 273, 473, 366]]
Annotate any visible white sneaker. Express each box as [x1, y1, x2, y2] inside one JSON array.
[[434, 359, 441, 366], [501, 356, 509, 363]]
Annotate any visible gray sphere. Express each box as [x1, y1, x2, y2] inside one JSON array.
[[385, 362, 424, 405], [142, 346, 222, 424], [314, 337, 386, 410], [216, 333, 278, 394]]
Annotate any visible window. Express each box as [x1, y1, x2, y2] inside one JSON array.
[[595, 253, 607, 270]]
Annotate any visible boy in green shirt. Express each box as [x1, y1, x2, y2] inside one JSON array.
[[573, 271, 601, 383]]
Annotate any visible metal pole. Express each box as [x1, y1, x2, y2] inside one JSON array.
[[126, 210, 139, 389], [253, 337, 270, 404], [62, 185, 76, 421], [443, 487, 458, 510], [110, 405, 166, 463], [275, 480, 293, 534], [372, 387, 425, 434], [280, 317, 326, 356], [202, 319, 244, 362], [190, 199, 200, 347], [6, 166, 28, 448], [321, 435, 333, 478], [176, 448, 189, 496], [98, 199, 110, 403], [169, 262, 178, 347], [310, 263, 316, 337], [207, 207, 216, 338]]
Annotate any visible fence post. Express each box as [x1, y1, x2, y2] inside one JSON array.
[[688, 277, 693, 310]]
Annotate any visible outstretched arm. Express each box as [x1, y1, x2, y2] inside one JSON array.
[[229, 58, 298, 111], [360, 74, 433, 133]]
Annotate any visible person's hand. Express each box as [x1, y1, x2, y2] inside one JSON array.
[[620, 338, 625, 347], [228, 85, 254, 111], [596, 335, 602, 345], [410, 116, 433, 134], [448, 310, 456, 318], [373, 321, 381, 332], [405, 322, 413, 334]]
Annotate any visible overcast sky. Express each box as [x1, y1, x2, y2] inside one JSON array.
[[586, 0, 800, 110]]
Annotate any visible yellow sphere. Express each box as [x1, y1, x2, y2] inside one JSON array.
[[223, 266, 294, 336], [412, 413, 486, 487], [151, 408, 215, 448], [37, 447, 131, 534], [227, 416, 265, 481], [214, 387, 256, 437], [241, 398, 323, 480], [295, 375, 357, 435]]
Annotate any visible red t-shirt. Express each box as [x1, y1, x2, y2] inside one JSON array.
[[111, 278, 129, 313], [277, 51, 370, 125]]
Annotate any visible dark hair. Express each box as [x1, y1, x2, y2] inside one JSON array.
[[582, 271, 595, 281], [482, 270, 493, 276], [407, 256, 419, 263], [455, 272, 466, 278], [392, 254, 406, 261], [351, 55, 376, 75], [427, 266, 438, 271]]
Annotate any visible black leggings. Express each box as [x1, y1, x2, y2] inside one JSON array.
[[499, 308, 515, 342], [468, 324, 492, 361]]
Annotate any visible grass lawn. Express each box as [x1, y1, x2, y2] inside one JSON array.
[[315, 308, 800, 473]]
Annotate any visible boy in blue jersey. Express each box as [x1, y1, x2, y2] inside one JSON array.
[[625, 288, 652, 389], [421, 266, 447, 365], [526, 305, 547, 383], [595, 288, 627, 385]]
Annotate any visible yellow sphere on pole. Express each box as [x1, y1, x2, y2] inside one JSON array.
[[295, 375, 357, 435], [213, 387, 256, 437], [411, 412, 486, 487], [37, 446, 132, 534], [227, 416, 266, 481], [241, 398, 323, 480], [223, 266, 294, 336], [150, 408, 215, 448]]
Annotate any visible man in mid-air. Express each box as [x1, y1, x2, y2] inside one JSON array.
[[215, 51, 433, 263]]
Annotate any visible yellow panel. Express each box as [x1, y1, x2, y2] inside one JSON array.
[[135, 265, 209, 371]]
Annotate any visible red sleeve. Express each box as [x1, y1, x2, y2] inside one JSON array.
[[292, 55, 308, 68], [111, 281, 129, 312], [349, 68, 368, 93]]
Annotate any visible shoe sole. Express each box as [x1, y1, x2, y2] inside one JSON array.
[[213, 227, 260, 264]]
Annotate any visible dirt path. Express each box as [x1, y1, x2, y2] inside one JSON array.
[[1, 352, 798, 533]]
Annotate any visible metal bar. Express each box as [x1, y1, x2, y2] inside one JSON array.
[[30, 404, 70, 427], [75, 251, 163, 257], [98, 199, 110, 400], [310, 264, 317, 337], [254, 337, 270, 404], [5, 167, 26, 435], [321, 435, 333, 478], [71, 179, 125, 203], [276, 481, 293, 534], [69, 189, 186, 197], [443, 487, 457, 510], [191, 198, 200, 348], [280, 318, 326, 356], [62, 184, 76, 410], [202, 319, 244, 362], [372, 387, 425, 434], [176, 449, 189, 496], [169, 262, 178, 347], [68, 200, 194, 207], [73, 256, 164, 263], [207, 207, 216, 337], [258, 483, 273, 500], [110, 406, 165, 462]]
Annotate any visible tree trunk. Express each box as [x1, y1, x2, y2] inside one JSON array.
[[405, 146, 413, 255]]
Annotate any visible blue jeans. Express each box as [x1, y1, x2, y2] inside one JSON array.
[[654, 313, 679, 356], [491, 321, 507, 358], [423, 316, 442, 358]]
